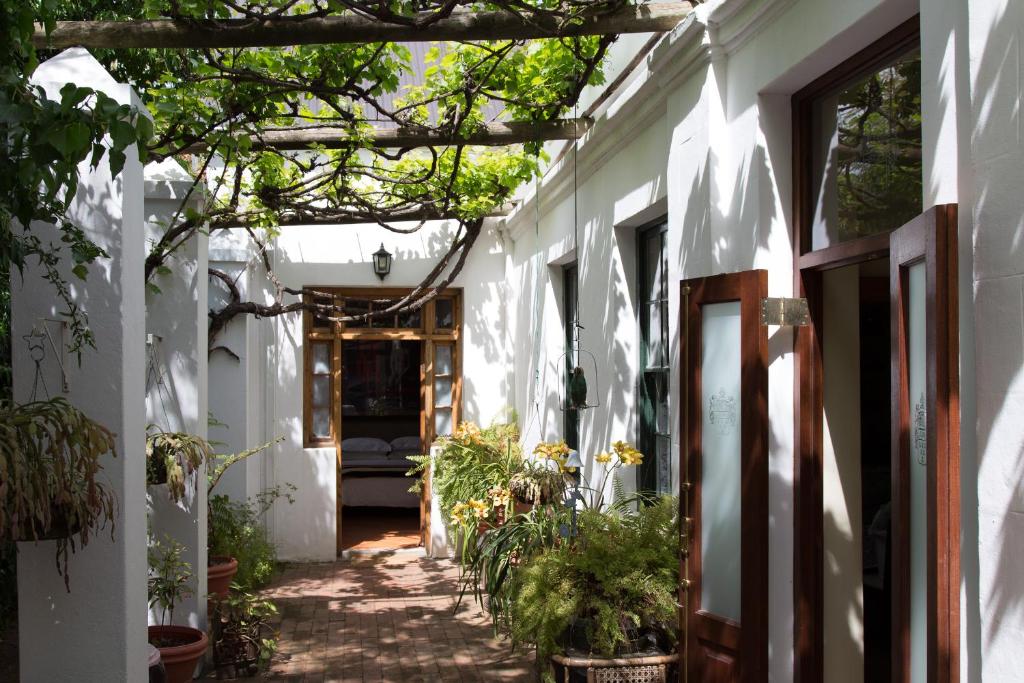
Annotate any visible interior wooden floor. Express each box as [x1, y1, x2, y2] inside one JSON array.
[[340, 506, 421, 551]]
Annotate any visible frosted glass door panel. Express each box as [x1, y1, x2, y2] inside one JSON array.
[[908, 262, 927, 682], [700, 300, 742, 622]]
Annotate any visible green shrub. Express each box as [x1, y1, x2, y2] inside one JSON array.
[[208, 485, 293, 590], [510, 496, 680, 672], [406, 421, 523, 531]]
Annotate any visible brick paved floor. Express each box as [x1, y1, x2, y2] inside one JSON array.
[[260, 552, 537, 682]]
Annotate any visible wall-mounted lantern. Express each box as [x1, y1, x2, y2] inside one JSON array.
[[372, 243, 392, 281]]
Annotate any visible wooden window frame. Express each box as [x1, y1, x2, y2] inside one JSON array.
[[302, 287, 462, 447], [638, 219, 670, 494]]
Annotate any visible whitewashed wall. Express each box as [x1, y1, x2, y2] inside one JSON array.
[[502, 0, 980, 680], [230, 219, 513, 561], [144, 159, 209, 631]]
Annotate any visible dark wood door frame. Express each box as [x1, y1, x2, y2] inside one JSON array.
[[681, 270, 768, 683], [792, 207, 960, 683]]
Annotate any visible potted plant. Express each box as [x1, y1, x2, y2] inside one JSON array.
[[146, 428, 212, 504], [206, 438, 285, 600], [0, 397, 118, 588], [509, 497, 680, 682], [148, 536, 208, 683], [210, 589, 279, 677]]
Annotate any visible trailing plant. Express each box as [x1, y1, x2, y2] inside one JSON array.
[[508, 460, 567, 506], [147, 535, 194, 629], [211, 589, 279, 677], [510, 496, 679, 676], [145, 428, 212, 503], [0, 397, 117, 589], [208, 484, 294, 590]]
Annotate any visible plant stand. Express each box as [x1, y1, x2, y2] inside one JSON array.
[[550, 650, 678, 683]]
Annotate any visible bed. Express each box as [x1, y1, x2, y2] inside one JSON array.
[[340, 436, 422, 508]]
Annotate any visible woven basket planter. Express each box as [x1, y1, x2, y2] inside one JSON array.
[[550, 651, 678, 683]]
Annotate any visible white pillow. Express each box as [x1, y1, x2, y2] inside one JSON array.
[[341, 437, 392, 454], [390, 436, 422, 452]]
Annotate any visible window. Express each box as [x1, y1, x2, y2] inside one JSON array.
[[799, 29, 922, 251], [638, 222, 671, 494], [563, 263, 579, 451], [302, 288, 461, 446]]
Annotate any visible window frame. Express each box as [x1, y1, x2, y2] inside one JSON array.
[[562, 262, 580, 451], [302, 287, 462, 447], [637, 219, 671, 494]]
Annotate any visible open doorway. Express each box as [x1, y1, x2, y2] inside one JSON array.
[[821, 259, 891, 682], [339, 339, 423, 551]]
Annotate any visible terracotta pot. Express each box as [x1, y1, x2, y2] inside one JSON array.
[[206, 556, 238, 600], [148, 625, 208, 683]]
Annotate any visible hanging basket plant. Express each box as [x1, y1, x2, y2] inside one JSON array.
[[0, 397, 118, 589], [146, 428, 212, 503]]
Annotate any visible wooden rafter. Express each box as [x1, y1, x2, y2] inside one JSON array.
[[214, 204, 513, 229], [177, 118, 591, 154], [32, 3, 694, 50]]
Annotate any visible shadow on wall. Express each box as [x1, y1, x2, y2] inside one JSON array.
[[968, 2, 1024, 677]]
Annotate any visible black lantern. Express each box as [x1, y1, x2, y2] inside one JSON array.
[[372, 243, 392, 280]]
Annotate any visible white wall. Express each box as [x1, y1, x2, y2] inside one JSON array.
[[964, 1, 1024, 680], [13, 49, 148, 682], [250, 219, 512, 561], [144, 159, 209, 630]]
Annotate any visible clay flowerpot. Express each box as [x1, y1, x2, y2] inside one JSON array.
[[207, 556, 238, 600], [148, 625, 208, 683]]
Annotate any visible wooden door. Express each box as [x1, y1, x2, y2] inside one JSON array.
[[681, 270, 768, 683], [889, 205, 959, 683]]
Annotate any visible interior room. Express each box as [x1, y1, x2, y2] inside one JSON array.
[[339, 339, 423, 551]]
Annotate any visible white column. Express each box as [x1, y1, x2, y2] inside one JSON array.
[[144, 159, 209, 630], [12, 48, 147, 682]]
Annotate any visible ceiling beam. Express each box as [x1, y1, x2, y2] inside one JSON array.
[[32, 3, 694, 50], [175, 118, 590, 154]]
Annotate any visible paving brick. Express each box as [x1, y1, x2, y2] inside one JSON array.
[[209, 554, 534, 681]]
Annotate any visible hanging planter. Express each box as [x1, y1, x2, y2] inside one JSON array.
[[0, 397, 118, 589], [146, 428, 212, 503]]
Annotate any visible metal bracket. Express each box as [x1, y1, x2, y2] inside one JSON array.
[[761, 297, 811, 327]]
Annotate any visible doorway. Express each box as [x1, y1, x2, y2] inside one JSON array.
[[820, 261, 892, 682], [339, 339, 423, 551]]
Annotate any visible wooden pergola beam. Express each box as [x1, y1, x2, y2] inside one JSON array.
[[177, 118, 590, 153], [217, 204, 512, 229], [32, 3, 694, 50]]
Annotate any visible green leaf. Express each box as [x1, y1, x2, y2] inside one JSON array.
[[71, 264, 88, 280]]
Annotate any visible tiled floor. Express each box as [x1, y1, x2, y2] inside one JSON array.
[[340, 508, 421, 551], [260, 553, 537, 682]]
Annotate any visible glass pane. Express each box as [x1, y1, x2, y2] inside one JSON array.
[[435, 345, 453, 376], [370, 300, 395, 329], [435, 298, 454, 329], [311, 375, 330, 408], [908, 262, 927, 682], [656, 435, 671, 495], [655, 374, 669, 433], [312, 407, 330, 438], [811, 49, 922, 249], [344, 298, 371, 328], [648, 302, 664, 366], [700, 300, 742, 622], [311, 294, 333, 329], [435, 408, 452, 436], [644, 232, 662, 302], [398, 307, 422, 329], [434, 377, 452, 408], [312, 343, 331, 374]]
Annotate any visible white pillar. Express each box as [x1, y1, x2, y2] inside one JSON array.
[[144, 159, 209, 630], [12, 48, 147, 682]]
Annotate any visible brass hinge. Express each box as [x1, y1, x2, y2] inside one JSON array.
[[761, 297, 811, 326]]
